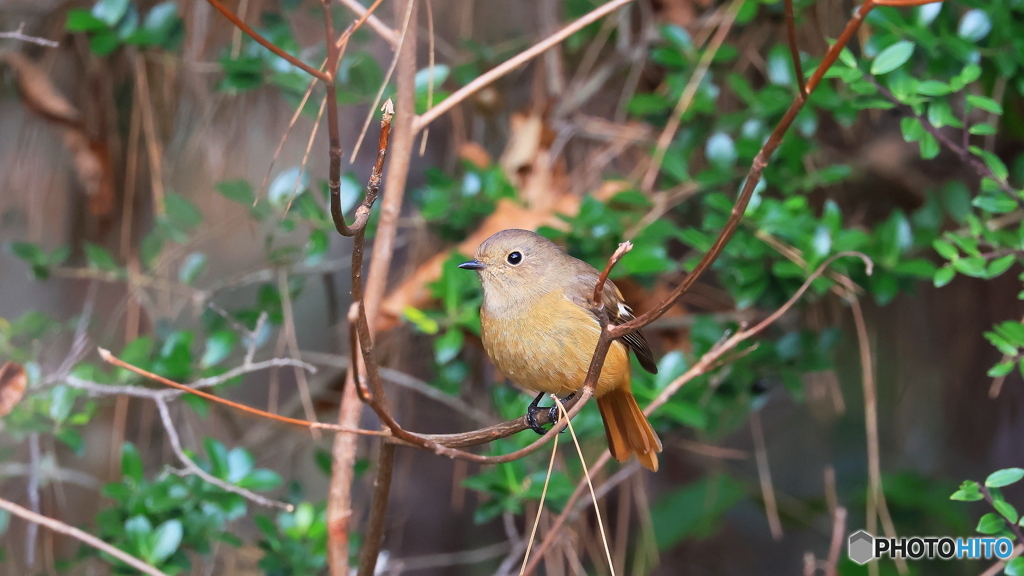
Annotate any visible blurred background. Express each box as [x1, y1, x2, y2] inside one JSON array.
[[1, 0, 1023, 574]]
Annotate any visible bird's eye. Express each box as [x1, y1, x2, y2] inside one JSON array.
[[507, 251, 522, 265]]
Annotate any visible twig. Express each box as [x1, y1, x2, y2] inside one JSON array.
[[276, 269, 321, 434], [0, 23, 58, 47], [750, 410, 783, 540], [206, 0, 330, 81], [0, 496, 170, 576], [783, 0, 807, 97], [849, 297, 906, 575], [519, 419, 560, 575], [93, 348, 386, 438], [349, 0, 415, 165], [413, 0, 637, 133], [825, 507, 847, 576], [555, 396, 615, 576], [335, 0, 399, 45], [154, 399, 293, 510], [26, 433, 40, 568], [593, 241, 633, 304]]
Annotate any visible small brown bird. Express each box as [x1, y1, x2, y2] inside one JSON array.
[[459, 229, 663, 471]]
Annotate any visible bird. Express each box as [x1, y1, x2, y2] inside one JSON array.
[[458, 229, 663, 471]]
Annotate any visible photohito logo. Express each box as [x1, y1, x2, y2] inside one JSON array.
[[848, 531, 1015, 564]]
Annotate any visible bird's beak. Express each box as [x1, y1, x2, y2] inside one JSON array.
[[458, 260, 485, 271]]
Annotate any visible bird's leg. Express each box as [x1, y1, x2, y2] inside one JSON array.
[[526, 392, 577, 435], [547, 392, 576, 427], [525, 391, 549, 435]]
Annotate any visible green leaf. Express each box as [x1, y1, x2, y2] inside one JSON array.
[[121, 443, 144, 482], [216, 179, 255, 204], [986, 468, 1024, 488], [932, 239, 959, 260], [414, 64, 450, 94], [237, 469, 282, 491], [125, 515, 153, 554], [84, 242, 119, 272], [8, 242, 45, 265], [951, 480, 984, 501], [91, 0, 130, 26], [970, 123, 998, 136], [148, 519, 182, 564], [933, 265, 956, 288], [66, 8, 108, 32], [871, 41, 914, 76], [434, 329, 464, 365], [953, 256, 987, 277], [164, 192, 202, 231], [178, 252, 207, 284], [402, 306, 439, 335], [49, 385, 77, 423], [305, 229, 329, 266], [995, 500, 1019, 524], [1005, 557, 1024, 576], [201, 330, 237, 368], [967, 95, 1004, 116], [916, 80, 950, 96], [705, 132, 736, 170], [977, 512, 1006, 534], [135, 1, 180, 46], [989, 361, 1015, 378], [268, 167, 308, 208], [958, 9, 992, 42], [226, 447, 254, 483], [988, 255, 1016, 278], [973, 193, 1018, 214]]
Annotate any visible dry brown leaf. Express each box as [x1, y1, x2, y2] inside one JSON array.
[[0, 362, 28, 418], [499, 111, 568, 212], [0, 52, 81, 127], [0, 52, 115, 217], [458, 141, 492, 169], [378, 196, 581, 330]]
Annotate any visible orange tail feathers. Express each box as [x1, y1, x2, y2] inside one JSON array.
[[596, 388, 663, 472]]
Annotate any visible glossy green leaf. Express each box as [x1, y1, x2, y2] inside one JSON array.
[[870, 41, 914, 75], [986, 468, 1024, 488], [148, 519, 182, 564], [977, 512, 1006, 534]]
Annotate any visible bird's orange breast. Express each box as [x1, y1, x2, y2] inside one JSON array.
[[480, 290, 631, 398]]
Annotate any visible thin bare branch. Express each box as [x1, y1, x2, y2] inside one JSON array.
[[0, 23, 58, 47], [335, 0, 399, 45], [0, 496, 170, 576], [593, 241, 633, 304], [206, 0, 331, 82], [413, 0, 636, 133], [155, 398, 293, 510], [783, 0, 807, 97]]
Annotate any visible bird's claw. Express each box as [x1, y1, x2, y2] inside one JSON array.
[[525, 392, 576, 435]]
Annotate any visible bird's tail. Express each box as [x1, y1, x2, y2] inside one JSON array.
[[596, 388, 662, 472]]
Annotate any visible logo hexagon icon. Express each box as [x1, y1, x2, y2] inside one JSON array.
[[848, 530, 874, 565]]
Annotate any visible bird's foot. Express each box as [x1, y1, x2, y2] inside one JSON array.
[[526, 392, 576, 435]]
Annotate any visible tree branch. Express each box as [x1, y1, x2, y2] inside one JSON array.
[[0, 496, 170, 576]]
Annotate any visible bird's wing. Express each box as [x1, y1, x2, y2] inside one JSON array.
[[570, 272, 659, 375]]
